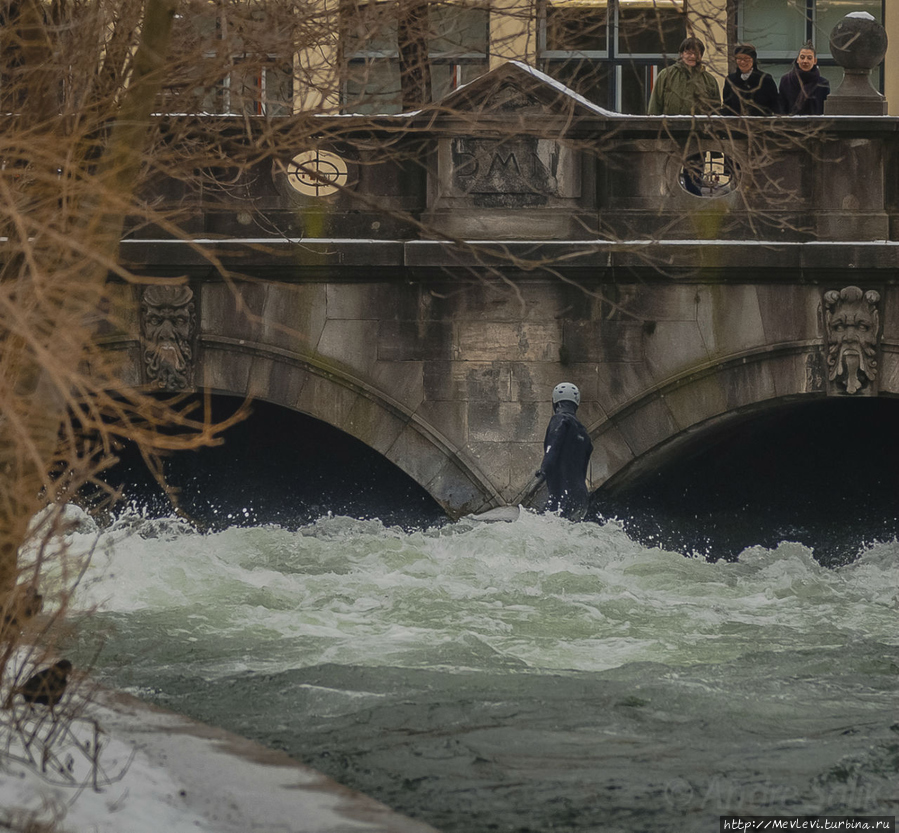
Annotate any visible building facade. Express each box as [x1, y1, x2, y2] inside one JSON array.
[[285, 1, 895, 117]]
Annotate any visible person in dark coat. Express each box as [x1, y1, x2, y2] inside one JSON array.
[[723, 43, 780, 115], [536, 383, 593, 521], [779, 43, 830, 115]]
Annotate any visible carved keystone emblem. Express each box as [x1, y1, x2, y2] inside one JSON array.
[[141, 284, 196, 391], [450, 136, 579, 207], [822, 286, 880, 396]]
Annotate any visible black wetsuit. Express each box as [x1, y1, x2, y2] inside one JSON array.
[[539, 402, 593, 520]]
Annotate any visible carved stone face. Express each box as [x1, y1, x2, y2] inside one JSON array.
[[823, 286, 880, 395], [141, 285, 195, 391]]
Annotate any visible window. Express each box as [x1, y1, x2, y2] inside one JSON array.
[[540, 0, 686, 114], [342, 2, 489, 114], [163, 0, 294, 116], [226, 58, 293, 117], [737, 0, 885, 92]]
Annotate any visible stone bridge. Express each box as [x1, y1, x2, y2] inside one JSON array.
[[100, 64, 899, 517]]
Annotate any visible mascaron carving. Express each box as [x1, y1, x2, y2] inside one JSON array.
[[823, 286, 880, 395], [141, 284, 196, 391]]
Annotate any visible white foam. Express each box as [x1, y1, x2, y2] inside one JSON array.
[[69, 510, 899, 675]]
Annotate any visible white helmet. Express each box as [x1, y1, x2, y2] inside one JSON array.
[[551, 382, 580, 406]]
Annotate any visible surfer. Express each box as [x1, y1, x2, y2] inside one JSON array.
[[536, 383, 593, 520]]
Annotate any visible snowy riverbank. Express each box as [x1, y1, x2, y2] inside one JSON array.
[[0, 685, 438, 833]]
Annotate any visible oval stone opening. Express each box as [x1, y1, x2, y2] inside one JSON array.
[[679, 150, 738, 197]]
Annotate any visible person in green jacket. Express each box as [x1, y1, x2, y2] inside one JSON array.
[[648, 36, 721, 115]]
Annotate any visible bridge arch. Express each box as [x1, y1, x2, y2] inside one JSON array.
[[587, 341, 834, 495], [198, 338, 502, 517], [112, 271, 899, 517], [588, 390, 899, 563]]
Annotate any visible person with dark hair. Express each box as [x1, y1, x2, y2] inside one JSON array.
[[723, 43, 780, 115], [648, 36, 721, 116], [536, 383, 593, 521], [779, 43, 830, 115]]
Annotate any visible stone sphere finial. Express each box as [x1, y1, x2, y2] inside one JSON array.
[[829, 12, 888, 71], [824, 12, 888, 114]]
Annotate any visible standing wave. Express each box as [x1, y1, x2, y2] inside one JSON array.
[[68, 510, 899, 833]]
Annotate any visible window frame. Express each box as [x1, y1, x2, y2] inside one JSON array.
[[165, 8, 295, 116], [222, 54, 294, 117], [341, 2, 491, 114], [538, 0, 686, 112], [735, 0, 886, 91]]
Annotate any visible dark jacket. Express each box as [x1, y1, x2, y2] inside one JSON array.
[[779, 64, 830, 115], [648, 60, 721, 116], [723, 67, 780, 115], [539, 402, 593, 520]]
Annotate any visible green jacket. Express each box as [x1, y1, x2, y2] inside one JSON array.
[[648, 61, 721, 115]]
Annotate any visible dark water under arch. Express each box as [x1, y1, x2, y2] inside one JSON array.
[[100, 394, 446, 530], [102, 394, 899, 565], [591, 397, 899, 566]]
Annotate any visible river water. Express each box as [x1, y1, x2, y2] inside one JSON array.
[[66, 509, 898, 833]]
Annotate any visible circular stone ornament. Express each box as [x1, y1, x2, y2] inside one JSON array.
[[285, 150, 348, 197], [829, 12, 888, 70], [678, 150, 738, 199]]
